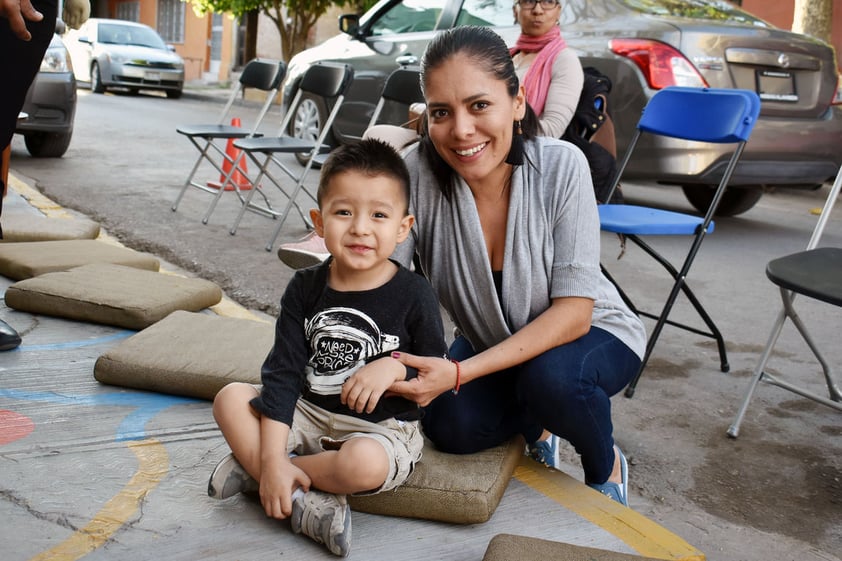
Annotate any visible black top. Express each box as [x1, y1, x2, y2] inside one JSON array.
[[251, 259, 448, 425]]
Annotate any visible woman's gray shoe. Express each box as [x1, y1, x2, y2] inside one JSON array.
[[291, 490, 351, 557]]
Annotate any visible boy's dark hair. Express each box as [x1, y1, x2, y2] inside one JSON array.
[[317, 138, 412, 213], [418, 26, 538, 200]]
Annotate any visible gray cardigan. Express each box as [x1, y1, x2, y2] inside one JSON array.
[[394, 136, 646, 359]]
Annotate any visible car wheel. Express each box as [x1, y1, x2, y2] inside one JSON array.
[[91, 62, 105, 93], [166, 89, 183, 99], [681, 184, 763, 217], [23, 131, 72, 158], [289, 92, 334, 165]]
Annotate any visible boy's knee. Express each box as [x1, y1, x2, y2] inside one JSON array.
[[338, 438, 389, 490], [212, 382, 256, 418]]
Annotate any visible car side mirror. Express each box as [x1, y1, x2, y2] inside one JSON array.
[[167, 45, 176, 52], [339, 14, 360, 37]]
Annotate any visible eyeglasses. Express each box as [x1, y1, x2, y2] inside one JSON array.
[[518, 0, 560, 9]]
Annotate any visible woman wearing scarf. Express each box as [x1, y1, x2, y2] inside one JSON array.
[[510, 0, 584, 139]]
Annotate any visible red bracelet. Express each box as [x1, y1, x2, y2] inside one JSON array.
[[451, 359, 461, 395]]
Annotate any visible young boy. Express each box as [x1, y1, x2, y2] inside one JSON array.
[[208, 138, 448, 557]]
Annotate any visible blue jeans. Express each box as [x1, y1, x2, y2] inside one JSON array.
[[420, 326, 640, 485]]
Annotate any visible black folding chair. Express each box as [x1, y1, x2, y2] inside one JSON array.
[[172, 59, 286, 223], [367, 66, 424, 128], [229, 62, 354, 251], [599, 87, 761, 397], [727, 171, 842, 437]]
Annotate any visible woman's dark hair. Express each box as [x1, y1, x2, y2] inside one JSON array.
[[317, 138, 411, 214], [418, 26, 539, 199]]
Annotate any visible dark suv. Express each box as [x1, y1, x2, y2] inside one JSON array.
[[15, 33, 77, 158], [283, 0, 842, 215]]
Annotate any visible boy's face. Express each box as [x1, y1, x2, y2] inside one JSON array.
[[310, 170, 414, 274]]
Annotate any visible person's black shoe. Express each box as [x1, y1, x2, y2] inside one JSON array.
[[0, 318, 22, 351]]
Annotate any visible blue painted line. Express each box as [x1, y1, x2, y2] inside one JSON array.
[[0, 389, 199, 441], [14, 331, 135, 351]]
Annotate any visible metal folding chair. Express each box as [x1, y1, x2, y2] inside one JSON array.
[[599, 87, 761, 397], [229, 62, 354, 251], [727, 172, 842, 438], [367, 66, 424, 129], [172, 59, 286, 223]]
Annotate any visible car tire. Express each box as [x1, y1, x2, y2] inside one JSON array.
[[23, 130, 73, 158], [681, 184, 763, 217], [91, 62, 105, 94], [166, 89, 183, 99], [289, 92, 334, 165]]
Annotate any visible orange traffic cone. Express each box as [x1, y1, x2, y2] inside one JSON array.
[[207, 117, 253, 191]]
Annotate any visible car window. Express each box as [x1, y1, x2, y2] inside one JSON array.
[[369, 0, 446, 36], [455, 0, 515, 27], [99, 23, 168, 48], [621, 0, 770, 27]]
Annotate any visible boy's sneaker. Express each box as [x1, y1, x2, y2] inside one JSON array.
[[527, 434, 559, 469], [207, 453, 257, 499], [291, 490, 351, 557], [277, 232, 329, 270]]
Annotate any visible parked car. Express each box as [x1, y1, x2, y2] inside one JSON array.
[[15, 32, 77, 158], [64, 18, 184, 98], [283, 0, 842, 215]]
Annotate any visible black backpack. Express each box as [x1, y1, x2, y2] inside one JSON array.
[[562, 67, 622, 204]]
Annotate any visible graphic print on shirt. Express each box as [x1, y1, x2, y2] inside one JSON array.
[[304, 307, 400, 395]]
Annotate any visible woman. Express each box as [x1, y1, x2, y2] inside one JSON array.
[[277, 2, 585, 268], [388, 25, 645, 507], [510, 0, 583, 139]]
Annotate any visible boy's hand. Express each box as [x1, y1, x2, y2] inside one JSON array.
[[341, 356, 404, 414], [259, 458, 311, 519]]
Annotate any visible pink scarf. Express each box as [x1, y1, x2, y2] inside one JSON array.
[[509, 26, 567, 117]]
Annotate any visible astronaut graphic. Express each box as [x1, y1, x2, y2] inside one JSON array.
[[304, 307, 400, 395]]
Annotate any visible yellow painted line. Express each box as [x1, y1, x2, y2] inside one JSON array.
[[8, 172, 269, 324], [7, 173, 74, 219], [28, 439, 168, 561], [514, 458, 705, 561]]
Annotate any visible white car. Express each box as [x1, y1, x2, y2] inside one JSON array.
[[65, 18, 184, 98]]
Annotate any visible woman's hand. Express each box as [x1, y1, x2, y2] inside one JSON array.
[[341, 356, 404, 414], [258, 457, 311, 519], [389, 353, 457, 406]]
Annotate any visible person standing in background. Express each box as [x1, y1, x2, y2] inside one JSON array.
[[0, 0, 89, 350]]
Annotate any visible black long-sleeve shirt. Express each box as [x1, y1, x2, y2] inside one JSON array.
[[250, 260, 447, 426]]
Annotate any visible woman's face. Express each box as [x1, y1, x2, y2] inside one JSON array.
[[424, 53, 526, 189], [515, 0, 562, 37]]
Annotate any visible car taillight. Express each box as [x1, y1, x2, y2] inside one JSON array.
[[610, 38, 708, 90]]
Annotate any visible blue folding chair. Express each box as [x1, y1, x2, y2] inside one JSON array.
[[599, 87, 761, 398]]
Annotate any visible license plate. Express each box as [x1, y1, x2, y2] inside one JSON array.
[[146, 71, 161, 81], [756, 69, 797, 102]]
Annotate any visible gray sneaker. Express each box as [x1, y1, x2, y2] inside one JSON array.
[[207, 453, 257, 499], [291, 490, 351, 557]]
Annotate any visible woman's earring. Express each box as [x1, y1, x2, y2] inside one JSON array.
[[506, 120, 525, 166]]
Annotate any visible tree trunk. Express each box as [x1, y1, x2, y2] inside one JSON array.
[[792, 0, 833, 44]]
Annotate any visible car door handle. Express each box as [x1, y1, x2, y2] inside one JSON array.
[[396, 55, 418, 66]]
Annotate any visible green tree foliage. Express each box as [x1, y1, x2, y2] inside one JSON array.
[[187, 0, 379, 61]]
